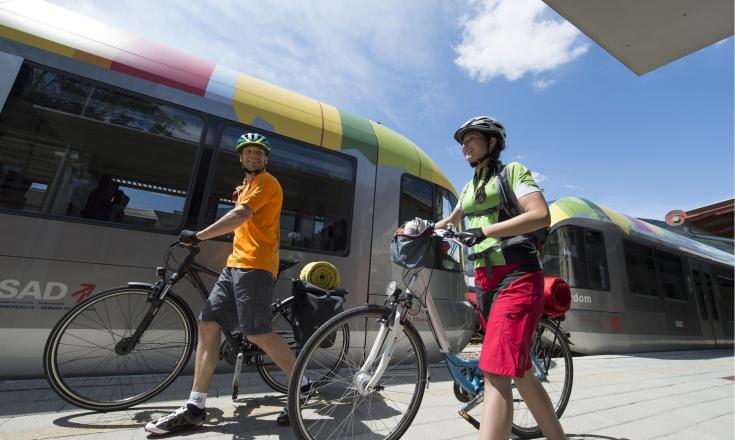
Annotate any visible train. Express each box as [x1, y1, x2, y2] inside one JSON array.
[[542, 197, 733, 354], [0, 0, 473, 378]]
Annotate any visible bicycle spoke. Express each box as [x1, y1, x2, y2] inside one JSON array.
[[290, 307, 426, 440], [47, 288, 194, 409]]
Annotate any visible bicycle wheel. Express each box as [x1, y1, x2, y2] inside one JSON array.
[[43, 286, 196, 411], [511, 317, 574, 438], [255, 297, 349, 394], [288, 305, 428, 440]]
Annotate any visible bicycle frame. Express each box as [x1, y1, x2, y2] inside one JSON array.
[[355, 228, 556, 407]]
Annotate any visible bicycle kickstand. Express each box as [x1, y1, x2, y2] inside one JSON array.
[[232, 351, 244, 401], [458, 389, 483, 430]]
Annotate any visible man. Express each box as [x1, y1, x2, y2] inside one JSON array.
[[145, 132, 300, 434]]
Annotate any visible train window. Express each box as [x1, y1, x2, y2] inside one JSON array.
[[703, 273, 719, 320], [400, 174, 433, 223], [543, 226, 581, 287], [622, 240, 659, 297], [207, 126, 354, 254], [399, 174, 444, 270], [717, 276, 734, 322], [657, 250, 687, 301], [542, 226, 609, 290], [436, 187, 461, 271], [582, 229, 609, 290], [0, 64, 202, 230], [692, 270, 708, 319]]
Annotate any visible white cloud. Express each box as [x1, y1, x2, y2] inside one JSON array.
[[454, 0, 588, 84], [48, 0, 443, 124], [515, 155, 524, 159], [532, 171, 547, 183], [564, 184, 576, 189], [532, 78, 556, 90]]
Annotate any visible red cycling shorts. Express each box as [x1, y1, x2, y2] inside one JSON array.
[[475, 264, 544, 377]]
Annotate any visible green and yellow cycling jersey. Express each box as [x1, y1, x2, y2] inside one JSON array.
[[458, 161, 542, 268]]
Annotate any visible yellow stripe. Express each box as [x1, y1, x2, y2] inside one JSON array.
[[72, 49, 112, 68], [549, 203, 569, 225], [233, 73, 323, 146], [600, 205, 632, 234], [372, 121, 420, 175], [416, 148, 455, 195], [0, 24, 75, 57], [320, 102, 342, 151]]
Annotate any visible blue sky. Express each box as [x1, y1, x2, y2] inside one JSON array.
[[50, 0, 734, 220]]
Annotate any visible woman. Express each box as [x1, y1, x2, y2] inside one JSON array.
[[435, 116, 565, 440]]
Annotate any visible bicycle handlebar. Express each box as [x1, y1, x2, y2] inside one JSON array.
[[170, 241, 299, 279], [431, 227, 467, 248]]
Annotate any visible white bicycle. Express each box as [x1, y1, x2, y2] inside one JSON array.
[[286, 223, 573, 439]]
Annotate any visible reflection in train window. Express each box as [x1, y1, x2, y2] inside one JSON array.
[[399, 175, 461, 271], [0, 64, 202, 230], [399, 174, 436, 268], [542, 226, 609, 290], [436, 187, 461, 271], [657, 250, 687, 301], [582, 229, 609, 290], [692, 271, 708, 319], [400, 174, 433, 224], [717, 276, 734, 322], [208, 125, 354, 254], [623, 240, 659, 297], [703, 273, 719, 320]]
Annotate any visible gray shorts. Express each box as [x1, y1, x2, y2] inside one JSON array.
[[199, 268, 274, 335]]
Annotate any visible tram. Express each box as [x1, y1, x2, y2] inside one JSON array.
[[543, 197, 734, 354], [0, 1, 472, 378]]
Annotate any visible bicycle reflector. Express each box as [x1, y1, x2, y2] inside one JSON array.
[[385, 280, 398, 296]]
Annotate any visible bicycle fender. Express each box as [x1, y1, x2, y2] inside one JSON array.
[[127, 282, 155, 289]]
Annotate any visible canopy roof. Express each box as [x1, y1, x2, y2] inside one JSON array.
[[543, 0, 734, 75]]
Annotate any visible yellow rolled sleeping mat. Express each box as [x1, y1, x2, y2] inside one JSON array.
[[299, 261, 340, 290]]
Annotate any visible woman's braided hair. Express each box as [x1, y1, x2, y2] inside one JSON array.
[[473, 135, 503, 204]]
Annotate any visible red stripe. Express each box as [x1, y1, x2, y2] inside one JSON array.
[[111, 37, 215, 96]]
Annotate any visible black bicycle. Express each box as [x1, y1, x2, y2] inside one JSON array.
[[43, 243, 348, 412]]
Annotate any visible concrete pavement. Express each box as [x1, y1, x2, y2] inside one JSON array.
[[0, 349, 732, 440]]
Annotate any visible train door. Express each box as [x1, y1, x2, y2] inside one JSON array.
[[688, 259, 726, 346]]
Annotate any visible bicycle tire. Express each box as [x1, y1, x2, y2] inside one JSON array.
[[511, 317, 574, 438], [255, 297, 350, 394], [288, 305, 428, 440], [43, 286, 196, 412]]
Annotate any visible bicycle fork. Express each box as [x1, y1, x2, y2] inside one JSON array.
[[353, 307, 405, 395]]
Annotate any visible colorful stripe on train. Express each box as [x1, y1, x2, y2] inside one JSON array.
[[0, 0, 453, 193], [550, 197, 734, 266]]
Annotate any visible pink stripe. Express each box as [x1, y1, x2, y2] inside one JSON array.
[[111, 37, 215, 96]]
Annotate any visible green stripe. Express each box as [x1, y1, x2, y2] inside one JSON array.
[[337, 109, 378, 164], [579, 198, 611, 221]]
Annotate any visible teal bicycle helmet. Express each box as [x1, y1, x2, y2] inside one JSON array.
[[235, 133, 271, 155]]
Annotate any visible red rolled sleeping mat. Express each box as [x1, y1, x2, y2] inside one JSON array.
[[543, 277, 571, 318]]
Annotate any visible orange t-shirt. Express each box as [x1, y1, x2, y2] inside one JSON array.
[[226, 172, 282, 277]]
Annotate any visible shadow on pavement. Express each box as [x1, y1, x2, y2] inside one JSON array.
[[51, 394, 298, 440], [565, 435, 632, 440], [627, 348, 734, 361]]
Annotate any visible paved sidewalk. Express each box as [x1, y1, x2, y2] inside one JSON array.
[[0, 349, 732, 440]]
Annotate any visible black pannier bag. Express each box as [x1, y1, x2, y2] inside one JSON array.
[[291, 280, 346, 348]]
